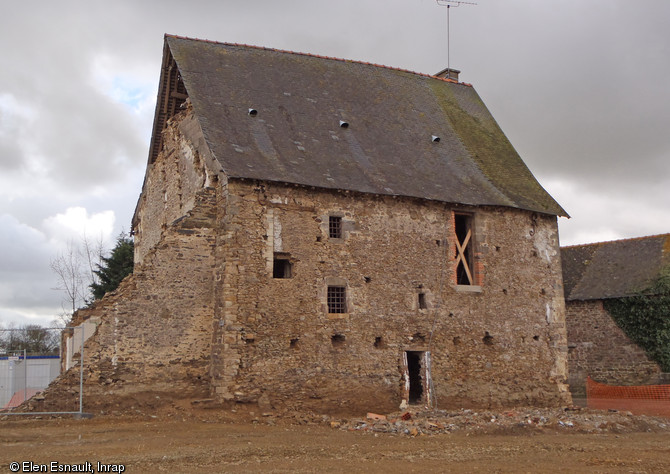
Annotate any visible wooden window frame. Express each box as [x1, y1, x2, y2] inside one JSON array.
[[454, 212, 475, 286]]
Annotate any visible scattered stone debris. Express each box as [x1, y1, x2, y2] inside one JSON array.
[[6, 395, 669, 439], [327, 407, 670, 436]]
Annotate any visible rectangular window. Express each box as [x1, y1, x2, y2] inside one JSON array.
[[272, 253, 292, 279], [329, 216, 342, 239], [418, 293, 427, 309], [327, 286, 346, 313], [454, 213, 475, 285]]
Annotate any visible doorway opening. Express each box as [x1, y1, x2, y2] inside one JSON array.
[[407, 351, 423, 403]]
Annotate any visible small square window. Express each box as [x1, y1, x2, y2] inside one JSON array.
[[273, 254, 292, 278], [327, 286, 346, 313], [331, 334, 346, 348], [329, 216, 342, 239]]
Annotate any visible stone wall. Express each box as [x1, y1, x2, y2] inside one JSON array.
[[211, 179, 571, 413], [133, 105, 221, 265], [33, 199, 218, 413], [566, 299, 661, 397], [33, 110, 220, 413], [78, 104, 222, 401]]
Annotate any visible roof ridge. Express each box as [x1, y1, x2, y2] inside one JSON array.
[[164, 34, 473, 87], [561, 232, 670, 250]]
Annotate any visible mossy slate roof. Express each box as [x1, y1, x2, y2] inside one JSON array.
[[161, 35, 566, 216], [562, 234, 670, 300]]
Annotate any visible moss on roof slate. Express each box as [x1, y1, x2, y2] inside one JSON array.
[[160, 35, 566, 216]]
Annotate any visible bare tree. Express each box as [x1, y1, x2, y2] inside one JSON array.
[[0, 322, 59, 355], [50, 240, 86, 314], [50, 236, 105, 325], [0, 322, 7, 353], [81, 232, 105, 290]]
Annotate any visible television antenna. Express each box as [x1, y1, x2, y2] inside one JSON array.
[[436, 1, 477, 77]]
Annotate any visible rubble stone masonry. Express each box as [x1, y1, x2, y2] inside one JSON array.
[[566, 299, 661, 397], [209, 179, 571, 413]]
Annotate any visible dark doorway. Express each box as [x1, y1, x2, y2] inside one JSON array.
[[406, 351, 424, 404]]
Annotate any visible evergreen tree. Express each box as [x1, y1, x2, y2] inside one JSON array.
[[90, 233, 134, 300]]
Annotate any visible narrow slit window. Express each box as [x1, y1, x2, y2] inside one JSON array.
[[418, 293, 427, 309], [327, 286, 346, 313], [273, 253, 293, 279], [329, 216, 342, 239], [454, 213, 475, 285]]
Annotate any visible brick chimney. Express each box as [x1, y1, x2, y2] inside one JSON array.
[[434, 67, 460, 82]]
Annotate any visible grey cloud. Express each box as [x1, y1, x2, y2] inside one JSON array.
[[0, 215, 59, 309], [461, 1, 670, 193]]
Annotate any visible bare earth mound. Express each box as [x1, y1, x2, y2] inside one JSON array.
[[3, 403, 670, 472]]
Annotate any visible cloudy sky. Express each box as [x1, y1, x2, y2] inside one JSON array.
[[1, 0, 668, 327]]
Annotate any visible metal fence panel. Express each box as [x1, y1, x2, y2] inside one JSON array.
[[0, 326, 82, 414]]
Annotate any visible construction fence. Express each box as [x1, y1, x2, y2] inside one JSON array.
[[0, 325, 92, 415], [586, 376, 670, 418], [0, 354, 60, 410]]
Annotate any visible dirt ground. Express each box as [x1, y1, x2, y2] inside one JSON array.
[[2, 414, 670, 473]]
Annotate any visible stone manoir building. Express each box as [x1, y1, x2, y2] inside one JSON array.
[[60, 35, 573, 413]]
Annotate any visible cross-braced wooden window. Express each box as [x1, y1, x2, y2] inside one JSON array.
[[454, 213, 475, 285], [329, 216, 342, 239], [327, 286, 346, 313]]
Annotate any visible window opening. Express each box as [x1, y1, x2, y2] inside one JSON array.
[[273, 253, 293, 279], [327, 286, 346, 313], [329, 216, 342, 239], [406, 351, 424, 404], [454, 213, 475, 285], [418, 293, 427, 309], [331, 334, 346, 347]]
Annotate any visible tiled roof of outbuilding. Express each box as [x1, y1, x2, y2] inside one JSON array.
[[561, 233, 670, 300], [151, 35, 567, 216]]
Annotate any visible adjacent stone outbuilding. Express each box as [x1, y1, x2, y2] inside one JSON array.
[[562, 234, 669, 397], [54, 35, 572, 414]]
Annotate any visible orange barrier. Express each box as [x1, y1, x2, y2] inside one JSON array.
[[586, 376, 670, 417]]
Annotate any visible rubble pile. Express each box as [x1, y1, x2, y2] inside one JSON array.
[[328, 407, 670, 436]]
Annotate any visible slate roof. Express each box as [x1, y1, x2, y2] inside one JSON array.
[[150, 35, 567, 216], [561, 234, 670, 301]]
